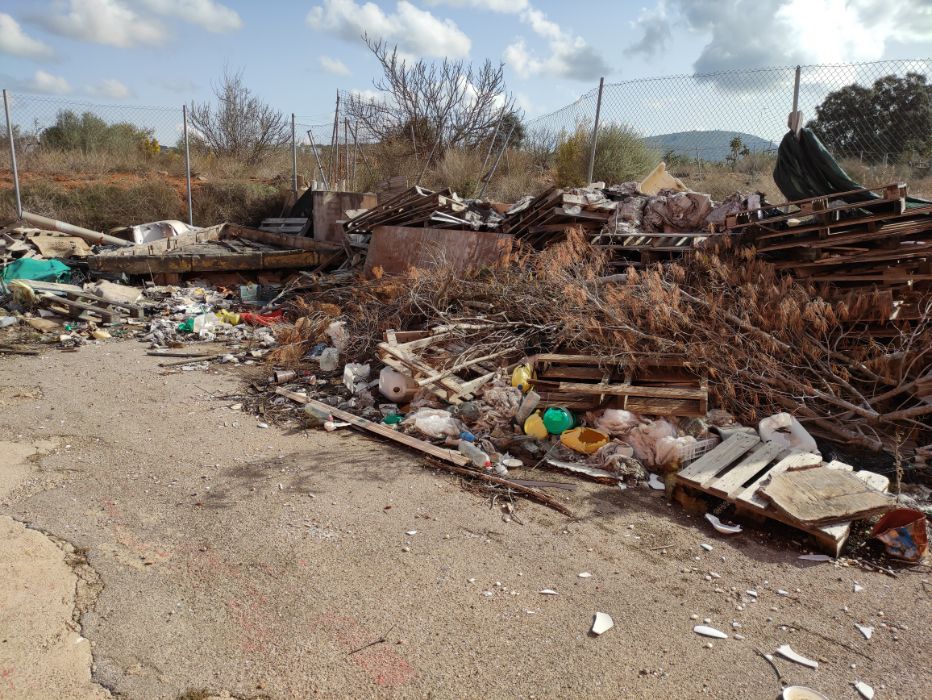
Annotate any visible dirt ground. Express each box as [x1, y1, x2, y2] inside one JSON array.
[[0, 340, 930, 700]]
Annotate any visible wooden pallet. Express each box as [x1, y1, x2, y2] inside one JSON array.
[[37, 288, 144, 323], [528, 353, 708, 416], [674, 433, 850, 554], [259, 217, 310, 236]]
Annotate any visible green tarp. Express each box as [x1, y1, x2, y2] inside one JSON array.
[[0, 258, 71, 283], [773, 128, 931, 207]]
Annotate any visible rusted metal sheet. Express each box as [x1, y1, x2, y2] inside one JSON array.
[[307, 191, 376, 244], [364, 225, 512, 277]]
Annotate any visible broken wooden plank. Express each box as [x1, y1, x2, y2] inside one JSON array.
[[761, 467, 895, 525], [705, 441, 788, 497], [735, 451, 823, 510], [676, 432, 761, 485], [300, 397, 574, 517]]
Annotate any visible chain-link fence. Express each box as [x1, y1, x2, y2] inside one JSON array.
[[2, 58, 930, 228], [526, 59, 932, 165]]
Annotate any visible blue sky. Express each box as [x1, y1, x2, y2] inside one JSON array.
[[0, 0, 930, 127]]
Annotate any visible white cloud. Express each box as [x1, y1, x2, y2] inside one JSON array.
[[426, 0, 528, 11], [37, 0, 167, 47], [134, 0, 243, 33], [0, 13, 55, 59], [86, 78, 132, 99], [625, 2, 671, 58], [29, 69, 72, 94], [627, 0, 932, 88], [503, 39, 537, 79], [351, 88, 383, 103], [307, 0, 471, 59], [319, 55, 351, 76]]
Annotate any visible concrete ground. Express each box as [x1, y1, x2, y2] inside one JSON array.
[[0, 340, 929, 699]]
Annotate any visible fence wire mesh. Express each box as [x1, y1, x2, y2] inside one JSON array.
[[525, 59, 932, 165], [1, 58, 930, 224]]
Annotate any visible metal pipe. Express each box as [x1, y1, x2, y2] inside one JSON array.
[[183, 104, 193, 226], [586, 77, 605, 184], [21, 211, 132, 247], [306, 129, 329, 190], [3, 89, 22, 219], [792, 65, 801, 116], [291, 113, 298, 194]]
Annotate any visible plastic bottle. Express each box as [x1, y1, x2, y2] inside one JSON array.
[[523, 411, 548, 439], [511, 363, 536, 393], [542, 407, 575, 434], [458, 440, 491, 469]]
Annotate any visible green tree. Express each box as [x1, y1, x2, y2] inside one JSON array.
[[41, 110, 154, 155], [807, 72, 932, 161], [725, 136, 750, 170]]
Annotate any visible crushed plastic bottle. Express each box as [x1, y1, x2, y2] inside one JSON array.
[[457, 440, 491, 469]]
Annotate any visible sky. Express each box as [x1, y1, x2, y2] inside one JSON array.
[[0, 0, 930, 136]]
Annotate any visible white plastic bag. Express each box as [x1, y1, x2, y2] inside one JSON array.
[[401, 408, 463, 439], [343, 363, 370, 392], [627, 419, 678, 467], [592, 408, 641, 435], [325, 320, 348, 352], [758, 412, 818, 454]]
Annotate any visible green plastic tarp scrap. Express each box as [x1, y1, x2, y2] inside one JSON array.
[[773, 128, 931, 208], [0, 257, 71, 283]]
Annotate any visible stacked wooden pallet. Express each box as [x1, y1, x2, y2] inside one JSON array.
[[37, 287, 145, 324], [501, 188, 615, 246], [724, 184, 932, 291], [527, 354, 708, 416], [343, 186, 466, 234], [592, 229, 706, 267]]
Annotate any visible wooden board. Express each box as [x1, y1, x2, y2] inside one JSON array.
[[676, 432, 761, 485], [761, 467, 895, 525], [364, 226, 512, 277]]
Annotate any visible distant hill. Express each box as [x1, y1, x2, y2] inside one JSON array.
[[644, 130, 775, 162]]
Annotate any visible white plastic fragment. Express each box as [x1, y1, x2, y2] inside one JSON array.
[[776, 644, 819, 669], [647, 473, 665, 490], [777, 589, 790, 596], [854, 583, 864, 593], [578, 572, 592, 578], [538, 589, 559, 595], [405, 530, 418, 536], [798, 554, 833, 562], [700, 543, 713, 551], [693, 625, 728, 639], [591, 612, 614, 635], [746, 590, 758, 597], [854, 681, 874, 699], [704, 513, 743, 534], [855, 624, 874, 640]]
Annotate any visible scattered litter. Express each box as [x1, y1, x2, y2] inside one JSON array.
[[578, 572, 592, 578], [257, 422, 269, 429], [693, 625, 728, 639], [853, 584, 864, 593], [781, 687, 829, 700], [538, 589, 559, 596], [647, 473, 665, 490], [798, 554, 832, 562], [853, 681, 874, 700], [705, 513, 743, 535], [700, 543, 713, 552], [405, 530, 418, 536], [855, 624, 873, 640], [590, 612, 613, 636], [775, 644, 819, 669]]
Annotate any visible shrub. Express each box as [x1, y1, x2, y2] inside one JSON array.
[[554, 124, 658, 187]]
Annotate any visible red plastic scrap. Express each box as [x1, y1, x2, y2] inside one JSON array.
[[239, 309, 285, 327]]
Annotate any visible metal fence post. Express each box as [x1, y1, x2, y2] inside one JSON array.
[[586, 77, 605, 184], [3, 89, 23, 219], [182, 104, 193, 226], [291, 113, 298, 194]]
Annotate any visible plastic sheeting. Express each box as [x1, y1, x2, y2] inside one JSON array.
[[773, 128, 930, 207]]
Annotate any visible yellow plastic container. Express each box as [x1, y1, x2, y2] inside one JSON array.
[[215, 309, 241, 325], [523, 411, 548, 439], [511, 363, 536, 393], [560, 427, 610, 455]]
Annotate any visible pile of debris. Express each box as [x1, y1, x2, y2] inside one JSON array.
[[2, 140, 929, 561]]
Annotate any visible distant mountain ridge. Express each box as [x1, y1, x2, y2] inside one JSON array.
[[644, 130, 775, 162]]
